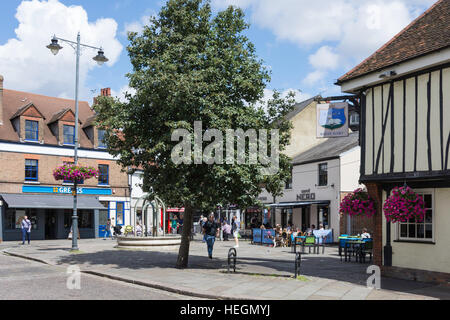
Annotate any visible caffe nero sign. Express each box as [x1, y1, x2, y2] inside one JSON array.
[[297, 189, 316, 201]]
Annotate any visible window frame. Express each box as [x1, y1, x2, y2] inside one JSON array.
[[25, 159, 39, 181], [98, 129, 107, 149], [318, 163, 328, 187], [396, 189, 435, 243], [63, 124, 75, 146], [25, 120, 39, 142], [98, 164, 109, 186], [116, 202, 125, 226], [285, 165, 293, 190]]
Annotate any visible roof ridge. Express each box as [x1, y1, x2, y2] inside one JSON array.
[[3, 88, 90, 105], [338, 0, 444, 82]]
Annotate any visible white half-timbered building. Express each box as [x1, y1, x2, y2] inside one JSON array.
[[337, 0, 450, 284]]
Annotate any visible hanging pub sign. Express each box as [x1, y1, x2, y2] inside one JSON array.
[[317, 102, 349, 138]]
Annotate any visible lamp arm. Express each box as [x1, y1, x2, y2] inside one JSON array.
[[55, 36, 102, 51]]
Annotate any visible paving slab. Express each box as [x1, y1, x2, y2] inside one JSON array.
[[1, 238, 448, 300]]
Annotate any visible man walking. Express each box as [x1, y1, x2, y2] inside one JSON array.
[[203, 213, 220, 259], [21, 216, 31, 245]]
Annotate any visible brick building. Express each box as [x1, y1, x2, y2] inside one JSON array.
[[0, 76, 131, 241]]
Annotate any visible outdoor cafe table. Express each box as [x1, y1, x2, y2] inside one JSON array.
[[342, 239, 370, 262]]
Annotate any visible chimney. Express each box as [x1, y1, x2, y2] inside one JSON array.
[[93, 87, 111, 105], [0, 75, 3, 125]]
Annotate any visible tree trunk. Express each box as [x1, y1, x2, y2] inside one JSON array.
[[176, 204, 194, 269]]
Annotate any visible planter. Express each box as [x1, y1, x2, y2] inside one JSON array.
[[383, 186, 426, 223], [53, 164, 98, 182], [339, 188, 376, 218]]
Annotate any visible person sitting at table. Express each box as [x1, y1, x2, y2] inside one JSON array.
[[306, 224, 316, 236], [319, 224, 324, 231], [361, 228, 371, 239]]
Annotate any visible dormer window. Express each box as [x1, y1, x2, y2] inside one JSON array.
[[63, 125, 75, 145], [25, 120, 39, 142], [98, 129, 106, 149], [10, 102, 45, 143]]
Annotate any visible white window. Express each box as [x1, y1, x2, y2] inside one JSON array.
[[398, 189, 434, 242]]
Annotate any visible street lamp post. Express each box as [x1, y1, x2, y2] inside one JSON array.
[[47, 33, 108, 251]]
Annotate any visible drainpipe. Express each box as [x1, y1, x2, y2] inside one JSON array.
[[383, 186, 393, 267]]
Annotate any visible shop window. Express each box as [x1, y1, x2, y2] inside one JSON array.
[[98, 164, 109, 185], [64, 210, 72, 229], [398, 191, 433, 241], [98, 129, 107, 149], [25, 159, 38, 181], [63, 125, 75, 145], [318, 163, 328, 186], [116, 202, 125, 226], [5, 209, 38, 230], [79, 210, 94, 228], [25, 120, 39, 141]]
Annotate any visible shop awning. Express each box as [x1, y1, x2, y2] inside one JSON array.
[[1, 194, 106, 210], [268, 200, 330, 208]]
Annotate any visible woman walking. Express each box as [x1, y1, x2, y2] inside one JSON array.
[[202, 213, 220, 259]]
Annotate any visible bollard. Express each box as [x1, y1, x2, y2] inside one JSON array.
[[228, 248, 237, 273], [294, 252, 301, 278]]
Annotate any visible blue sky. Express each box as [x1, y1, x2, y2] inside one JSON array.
[[0, 0, 436, 104]]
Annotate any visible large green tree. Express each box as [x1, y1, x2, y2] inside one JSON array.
[[94, 0, 295, 268]]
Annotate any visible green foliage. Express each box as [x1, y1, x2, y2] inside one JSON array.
[[93, 0, 295, 267]]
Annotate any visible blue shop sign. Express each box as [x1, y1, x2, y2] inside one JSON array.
[[22, 185, 112, 195]]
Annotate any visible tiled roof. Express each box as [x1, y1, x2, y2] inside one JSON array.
[[338, 0, 450, 83], [285, 96, 321, 121], [292, 132, 359, 165], [0, 89, 95, 148]]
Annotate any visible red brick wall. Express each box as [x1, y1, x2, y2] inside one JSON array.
[[0, 152, 129, 196], [339, 192, 376, 236], [366, 182, 383, 267]]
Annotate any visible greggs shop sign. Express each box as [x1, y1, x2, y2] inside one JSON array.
[[22, 185, 112, 196]]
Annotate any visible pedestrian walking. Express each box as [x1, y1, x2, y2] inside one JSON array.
[[203, 213, 220, 259], [231, 215, 240, 248], [104, 219, 112, 240], [222, 221, 231, 241], [21, 215, 32, 245], [201, 216, 207, 243], [171, 218, 178, 234], [177, 213, 184, 235]]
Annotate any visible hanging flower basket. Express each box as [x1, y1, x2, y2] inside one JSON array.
[[339, 188, 376, 218], [383, 186, 426, 223], [53, 164, 98, 182]]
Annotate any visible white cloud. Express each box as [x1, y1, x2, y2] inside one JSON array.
[[303, 70, 327, 86], [111, 84, 136, 102], [122, 15, 153, 36], [309, 46, 340, 71], [0, 0, 123, 101], [212, 0, 435, 85]]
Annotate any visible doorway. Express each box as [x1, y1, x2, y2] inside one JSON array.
[[45, 210, 58, 240], [301, 207, 310, 232]]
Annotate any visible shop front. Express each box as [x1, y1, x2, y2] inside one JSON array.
[[270, 200, 334, 243], [0, 193, 105, 241]]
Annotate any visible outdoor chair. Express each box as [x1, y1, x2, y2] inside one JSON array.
[[316, 236, 326, 254], [281, 232, 288, 247], [301, 236, 317, 254], [359, 240, 373, 263]]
